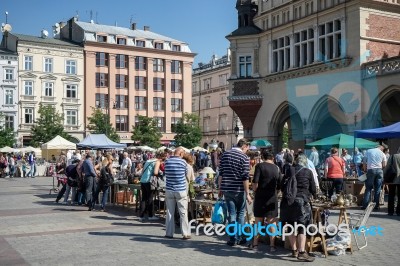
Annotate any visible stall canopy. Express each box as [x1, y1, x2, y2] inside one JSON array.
[[41, 135, 76, 150], [305, 133, 377, 149], [354, 122, 400, 139], [77, 134, 126, 149]]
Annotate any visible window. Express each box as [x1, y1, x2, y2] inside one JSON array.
[[204, 78, 211, 90], [219, 74, 228, 86], [66, 110, 77, 125], [220, 93, 226, 107], [116, 115, 128, 131], [153, 97, 165, 111], [5, 89, 13, 105], [171, 79, 182, 93], [171, 60, 182, 74], [116, 54, 127, 68], [171, 117, 181, 133], [136, 40, 145, 47], [135, 76, 147, 90], [66, 84, 77, 98], [153, 78, 165, 91], [24, 108, 34, 124], [155, 42, 163, 49], [5, 69, 14, 80], [239, 56, 252, 78], [135, 96, 147, 110], [5, 115, 14, 129], [96, 52, 108, 66], [115, 95, 128, 109], [154, 117, 165, 132], [192, 100, 196, 112], [218, 115, 227, 134], [117, 38, 126, 45], [24, 81, 33, 95], [203, 117, 210, 133], [172, 45, 181, 51], [135, 116, 140, 128], [66, 60, 76, 74], [116, 74, 128, 88], [97, 35, 107, 42], [272, 36, 291, 72], [153, 58, 164, 72], [294, 29, 315, 67], [44, 58, 53, 72], [319, 19, 342, 61], [96, 73, 108, 87], [24, 56, 33, 70], [171, 98, 182, 112], [205, 97, 211, 109], [192, 82, 198, 93], [135, 56, 147, 70], [44, 82, 54, 97], [95, 93, 109, 108]]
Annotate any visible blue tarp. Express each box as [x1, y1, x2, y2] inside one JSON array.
[[77, 134, 126, 149], [354, 122, 400, 139]]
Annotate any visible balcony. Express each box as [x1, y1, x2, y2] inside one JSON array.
[[21, 95, 36, 101], [19, 124, 33, 130], [62, 98, 80, 105], [64, 125, 81, 131], [41, 96, 56, 102], [362, 56, 400, 79]]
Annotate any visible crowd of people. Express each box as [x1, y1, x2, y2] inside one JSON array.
[[0, 151, 37, 178]]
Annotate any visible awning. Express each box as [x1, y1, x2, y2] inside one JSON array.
[[120, 139, 135, 144]]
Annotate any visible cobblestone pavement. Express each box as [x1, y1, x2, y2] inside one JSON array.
[[0, 177, 399, 266]]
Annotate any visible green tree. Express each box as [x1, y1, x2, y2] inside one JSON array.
[[131, 115, 162, 148], [87, 107, 120, 143], [0, 112, 15, 147], [30, 104, 72, 147], [174, 113, 202, 148]]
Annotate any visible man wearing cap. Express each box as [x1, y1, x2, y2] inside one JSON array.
[[362, 145, 387, 210], [218, 138, 252, 246]]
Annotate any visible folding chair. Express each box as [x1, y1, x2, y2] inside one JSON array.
[[348, 202, 376, 250]]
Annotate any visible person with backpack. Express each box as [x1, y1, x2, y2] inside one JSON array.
[[62, 159, 80, 205], [280, 154, 316, 262]]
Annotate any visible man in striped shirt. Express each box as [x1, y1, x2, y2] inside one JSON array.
[[218, 138, 252, 246], [164, 147, 190, 239]]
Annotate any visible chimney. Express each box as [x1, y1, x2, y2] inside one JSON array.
[[144, 26, 150, 31], [131, 23, 136, 30]]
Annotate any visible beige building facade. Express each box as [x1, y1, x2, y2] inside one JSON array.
[[192, 53, 241, 150], [60, 18, 195, 144], [228, 0, 400, 152], [4, 31, 85, 145]]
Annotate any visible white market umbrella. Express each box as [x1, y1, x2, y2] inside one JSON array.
[[0, 146, 16, 153], [192, 146, 208, 152], [136, 146, 155, 152], [157, 146, 168, 152]]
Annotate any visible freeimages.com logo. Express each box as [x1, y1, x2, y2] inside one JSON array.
[[189, 220, 383, 241]]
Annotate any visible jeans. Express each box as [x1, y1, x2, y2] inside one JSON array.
[[356, 163, 363, 177], [165, 190, 189, 237], [63, 184, 77, 203], [85, 175, 97, 208], [362, 169, 383, 208], [224, 191, 246, 243], [94, 185, 110, 209], [140, 182, 154, 218], [328, 178, 344, 197], [27, 163, 35, 177], [388, 184, 400, 215], [56, 183, 67, 201], [8, 165, 15, 177]]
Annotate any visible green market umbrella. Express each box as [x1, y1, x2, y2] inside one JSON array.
[[250, 139, 272, 148], [305, 133, 377, 149]]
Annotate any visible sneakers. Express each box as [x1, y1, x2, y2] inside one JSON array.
[[148, 216, 159, 221], [61, 201, 67, 205], [297, 251, 315, 262], [182, 235, 191, 240], [139, 217, 146, 222], [291, 250, 298, 258]]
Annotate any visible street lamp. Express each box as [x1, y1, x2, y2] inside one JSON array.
[[234, 122, 240, 139]]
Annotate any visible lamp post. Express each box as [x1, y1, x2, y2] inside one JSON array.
[[234, 121, 239, 142]]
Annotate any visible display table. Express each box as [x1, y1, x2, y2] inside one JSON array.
[[192, 199, 216, 224]]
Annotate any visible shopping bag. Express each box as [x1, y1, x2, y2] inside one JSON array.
[[212, 199, 227, 224], [358, 173, 367, 182]]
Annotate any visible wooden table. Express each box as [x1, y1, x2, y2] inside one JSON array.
[[309, 203, 354, 257], [192, 199, 216, 224]]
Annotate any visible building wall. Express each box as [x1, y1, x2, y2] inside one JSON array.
[[0, 50, 19, 137], [192, 56, 236, 149], [15, 39, 84, 144]]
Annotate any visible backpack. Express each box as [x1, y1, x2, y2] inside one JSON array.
[[282, 166, 302, 206], [66, 164, 78, 187]]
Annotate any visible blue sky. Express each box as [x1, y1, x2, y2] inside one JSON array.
[[1, 0, 237, 65]]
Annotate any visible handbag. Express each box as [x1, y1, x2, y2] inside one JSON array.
[[212, 199, 227, 224], [384, 155, 397, 183], [150, 175, 158, 190], [358, 173, 367, 182]]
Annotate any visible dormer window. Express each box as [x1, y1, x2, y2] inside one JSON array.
[[97, 35, 107, 42], [117, 38, 126, 45], [136, 40, 145, 47], [172, 45, 181, 52], [155, 42, 164, 49]]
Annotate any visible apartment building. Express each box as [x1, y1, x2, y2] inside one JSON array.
[[60, 18, 195, 144], [192, 53, 241, 149], [4, 30, 85, 145], [228, 0, 400, 151], [0, 47, 18, 140]]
